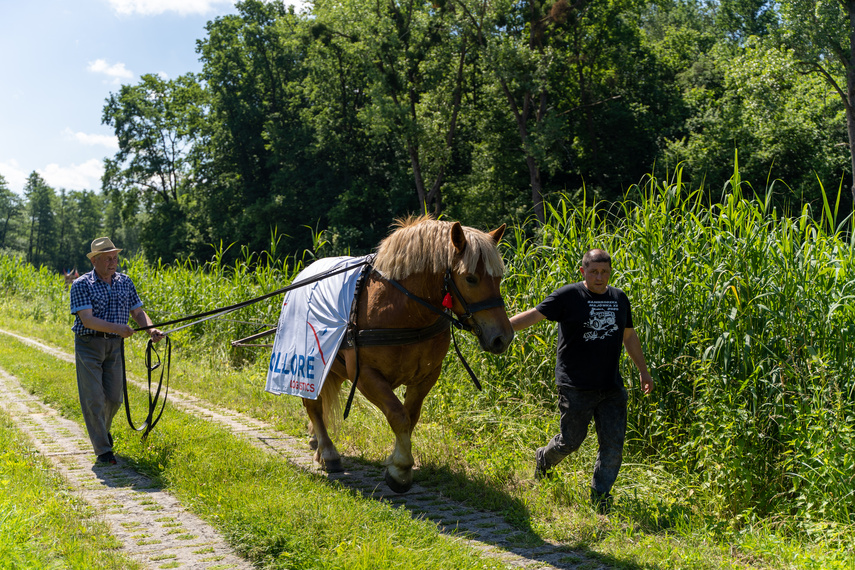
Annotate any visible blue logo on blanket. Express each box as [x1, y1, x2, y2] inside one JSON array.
[[269, 351, 316, 379]]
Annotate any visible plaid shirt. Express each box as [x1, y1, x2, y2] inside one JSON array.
[[70, 269, 143, 335]]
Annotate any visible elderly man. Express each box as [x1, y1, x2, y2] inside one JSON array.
[[69, 237, 163, 465]]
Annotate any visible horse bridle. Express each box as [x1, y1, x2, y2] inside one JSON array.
[[442, 269, 505, 336], [371, 267, 505, 334]]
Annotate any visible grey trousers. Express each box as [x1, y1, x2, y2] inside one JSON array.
[[74, 335, 124, 456], [541, 385, 628, 495]]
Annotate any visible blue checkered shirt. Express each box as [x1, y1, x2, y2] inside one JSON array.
[[70, 270, 143, 335]]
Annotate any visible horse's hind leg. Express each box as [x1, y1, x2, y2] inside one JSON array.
[[307, 422, 318, 450], [302, 375, 344, 472]]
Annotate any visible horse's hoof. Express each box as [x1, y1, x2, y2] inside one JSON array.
[[384, 468, 412, 494], [322, 458, 344, 473], [308, 435, 318, 450]]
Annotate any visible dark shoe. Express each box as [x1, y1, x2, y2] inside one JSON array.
[[591, 489, 613, 514], [534, 447, 552, 480], [97, 452, 117, 465]]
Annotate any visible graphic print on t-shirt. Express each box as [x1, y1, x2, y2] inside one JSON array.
[[583, 299, 619, 341]]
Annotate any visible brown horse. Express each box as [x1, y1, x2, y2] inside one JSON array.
[[302, 215, 514, 492]]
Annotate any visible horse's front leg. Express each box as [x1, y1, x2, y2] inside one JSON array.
[[356, 367, 422, 493], [402, 375, 439, 437]]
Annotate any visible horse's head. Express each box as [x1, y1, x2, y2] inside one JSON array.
[[446, 222, 514, 354]]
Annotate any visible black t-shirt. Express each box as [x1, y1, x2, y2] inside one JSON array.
[[536, 282, 633, 391]]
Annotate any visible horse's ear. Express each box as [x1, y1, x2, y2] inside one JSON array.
[[451, 222, 467, 254], [488, 224, 506, 244]]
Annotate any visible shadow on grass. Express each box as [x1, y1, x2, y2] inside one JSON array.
[[304, 454, 648, 570]]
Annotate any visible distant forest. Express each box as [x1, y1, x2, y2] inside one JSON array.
[[2, 0, 854, 271]]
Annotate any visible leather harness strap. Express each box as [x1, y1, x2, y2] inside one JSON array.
[[341, 263, 504, 418]]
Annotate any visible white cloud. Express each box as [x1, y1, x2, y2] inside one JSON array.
[[39, 159, 105, 191], [87, 59, 134, 83], [62, 128, 119, 151], [107, 0, 235, 16], [0, 159, 28, 194]]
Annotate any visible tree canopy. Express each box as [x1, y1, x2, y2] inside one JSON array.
[[5, 0, 853, 270]]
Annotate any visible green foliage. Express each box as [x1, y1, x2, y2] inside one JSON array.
[[663, 37, 848, 209], [7, 0, 855, 271], [2, 167, 855, 567], [479, 166, 855, 526], [0, 174, 23, 252], [102, 72, 207, 263]]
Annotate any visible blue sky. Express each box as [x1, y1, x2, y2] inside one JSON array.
[[0, 0, 303, 196]]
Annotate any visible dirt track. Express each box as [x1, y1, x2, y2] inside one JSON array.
[[0, 329, 603, 570]]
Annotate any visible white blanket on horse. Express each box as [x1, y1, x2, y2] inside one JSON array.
[[264, 255, 368, 399]]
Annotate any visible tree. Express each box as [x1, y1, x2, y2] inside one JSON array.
[[55, 189, 75, 271], [0, 174, 22, 251], [102, 72, 206, 261], [103, 73, 206, 206], [715, 0, 777, 42], [663, 36, 847, 208], [469, 0, 575, 223], [311, 0, 479, 217], [197, 0, 338, 261], [58, 189, 105, 271], [779, 0, 855, 207], [22, 172, 57, 268]]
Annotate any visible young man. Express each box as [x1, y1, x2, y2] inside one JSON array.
[[510, 248, 653, 512], [69, 237, 164, 465]]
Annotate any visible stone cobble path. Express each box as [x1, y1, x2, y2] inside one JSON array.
[[0, 365, 252, 570], [0, 329, 607, 570]]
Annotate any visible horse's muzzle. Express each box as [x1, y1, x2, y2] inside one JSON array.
[[476, 322, 514, 354]]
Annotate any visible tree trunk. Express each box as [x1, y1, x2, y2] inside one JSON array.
[[527, 155, 545, 223], [499, 79, 546, 224], [409, 141, 430, 215]]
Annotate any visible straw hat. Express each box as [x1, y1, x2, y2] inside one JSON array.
[[87, 237, 122, 260]]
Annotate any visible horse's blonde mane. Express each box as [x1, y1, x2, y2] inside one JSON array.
[[373, 215, 504, 280]]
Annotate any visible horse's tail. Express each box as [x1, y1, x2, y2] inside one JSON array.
[[320, 373, 344, 434]]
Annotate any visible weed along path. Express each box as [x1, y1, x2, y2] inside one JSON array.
[[0, 329, 600, 570]]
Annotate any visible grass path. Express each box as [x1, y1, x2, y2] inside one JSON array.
[[0, 328, 605, 570]]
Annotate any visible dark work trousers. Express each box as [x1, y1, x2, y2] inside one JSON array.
[[74, 334, 124, 456], [541, 385, 628, 495]]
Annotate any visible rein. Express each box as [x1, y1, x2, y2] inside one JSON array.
[[125, 256, 504, 431], [121, 336, 170, 439], [134, 260, 372, 334], [124, 260, 372, 437]]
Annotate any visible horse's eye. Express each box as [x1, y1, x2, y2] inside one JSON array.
[[465, 275, 479, 286]]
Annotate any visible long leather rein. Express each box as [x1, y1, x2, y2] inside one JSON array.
[[125, 257, 505, 432]]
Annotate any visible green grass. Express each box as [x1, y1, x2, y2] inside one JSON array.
[[1, 166, 853, 568], [0, 334, 508, 570], [0, 410, 141, 569], [2, 286, 849, 569]]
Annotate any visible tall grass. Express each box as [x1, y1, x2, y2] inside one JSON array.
[[1, 167, 853, 551], [480, 166, 855, 528]]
